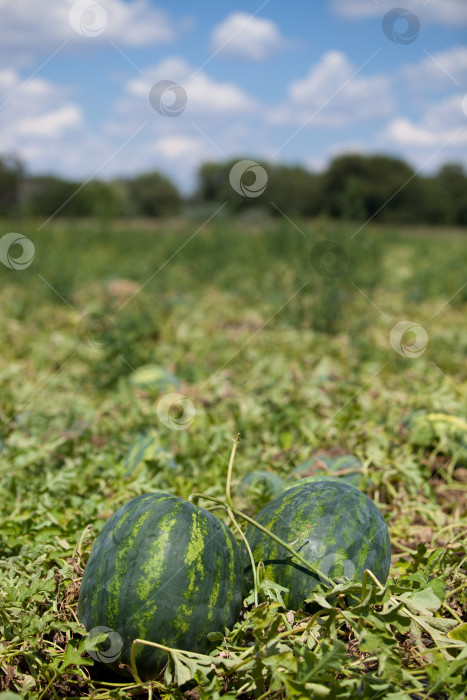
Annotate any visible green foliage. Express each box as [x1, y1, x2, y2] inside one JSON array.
[[197, 159, 322, 216], [20, 176, 115, 218], [0, 218, 466, 697], [434, 164, 467, 225], [0, 155, 23, 216], [196, 155, 467, 225], [124, 171, 181, 217], [2, 151, 466, 223]]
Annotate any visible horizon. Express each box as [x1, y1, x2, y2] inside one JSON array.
[[1, 0, 466, 193]]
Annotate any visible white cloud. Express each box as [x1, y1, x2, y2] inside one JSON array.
[[381, 94, 467, 148], [0, 68, 90, 174], [0, 69, 82, 141], [0, 0, 175, 65], [331, 0, 467, 25], [402, 46, 467, 91], [107, 57, 263, 189], [0, 53, 262, 190], [268, 51, 394, 127], [124, 56, 259, 117], [16, 105, 82, 138], [211, 12, 287, 60], [384, 118, 440, 147], [366, 92, 467, 174], [154, 135, 206, 160]]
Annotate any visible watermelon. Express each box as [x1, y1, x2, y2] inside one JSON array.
[[79, 493, 243, 680], [242, 480, 391, 610], [123, 432, 178, 476]]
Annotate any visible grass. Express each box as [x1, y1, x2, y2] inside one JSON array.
[[0, 215, 466, 698]]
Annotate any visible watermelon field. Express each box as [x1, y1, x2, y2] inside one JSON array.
[[1, 216, 466, 698]]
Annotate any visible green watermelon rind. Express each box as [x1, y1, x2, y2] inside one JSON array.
[[78, 493, 243, 680], [242, 480, 391, 610], [123, 433, 178, 475]]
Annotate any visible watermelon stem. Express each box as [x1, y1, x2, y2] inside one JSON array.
[[225, 434, 260, 607], [189, 495, 335, 589], [225, 432, 240, 511], [226, 436, 334, 587], [192, 435, 336, 598], [129, 641, 143, 683], [361, 568, 384, 602], [230, 506, 334, 588], [188, 493, 227, 508], [228, 508, 259, 608]]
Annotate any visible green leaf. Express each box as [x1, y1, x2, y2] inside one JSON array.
[[375, 603, 411, 633], [427, 617, 458, 632], [59, 638, 90, 671], [448, 623, 467, 642], [401, 587, 442, 615], [284, 679, 331, 697], [164, 650, 215, 687], [129, 365, 180, 392], [259, 577, 290, 607], [428, 577, 445, 602], [311, 594, 333, 609], [207, 631, 224, 642], [173, 655, 195, 686], [297, 640, 347, 682], [359, 629, 396, 654]]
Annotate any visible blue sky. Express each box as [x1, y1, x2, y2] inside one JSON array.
[[1, 0, 466, 192]]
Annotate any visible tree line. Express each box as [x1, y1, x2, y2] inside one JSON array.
[[1, 153, 466, 225]]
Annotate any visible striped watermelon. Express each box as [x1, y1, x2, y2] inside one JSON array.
[[242, 480, 391, 610], [78, 493, 243, 680]]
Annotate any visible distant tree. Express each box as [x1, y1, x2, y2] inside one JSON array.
[[321, 154, 368, 220], [196, 160, 322, 216], [76, 180, 123, 218], [197, 161, 229, 202], [434, 164, 467, 225], [321, 154, 423, 223], [22, 173, 179, 219], [0, 155, 23, 216], [197, 159, 269, 212], [125, 172, 181, 217], [267, 166, 323, 217], [22, 176, 81, 217]]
